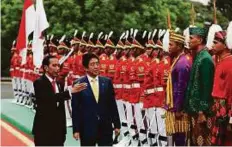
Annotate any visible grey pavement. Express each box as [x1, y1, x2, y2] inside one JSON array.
[[1, 81, 14, 99]]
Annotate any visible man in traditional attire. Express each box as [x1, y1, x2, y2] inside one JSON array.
[[165, 32, 191, 146], [184, 27, 215, 146], [211, 31, 232, 145]]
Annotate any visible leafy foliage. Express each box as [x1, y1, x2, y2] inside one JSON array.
[[1, 0, 230, 76]]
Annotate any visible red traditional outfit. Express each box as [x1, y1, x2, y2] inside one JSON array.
[[211, 31, 232, 146]]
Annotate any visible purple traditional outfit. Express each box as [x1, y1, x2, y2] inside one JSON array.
[[166, 53, 192, 146], [165, 32, 192, 146]]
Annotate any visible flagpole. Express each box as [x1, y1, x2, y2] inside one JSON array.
[[44, 31, 50, 56]]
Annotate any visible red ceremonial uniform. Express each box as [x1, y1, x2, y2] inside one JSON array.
[[107, 54, 117, 80], [143, 58, 163, 108], [99, 53, 109, 77], [10, 54, 18, 77], [128, 56, 141, 103], [114, 55, 126, 100], [73, 52, 85, 79], [24, 54, 34, 81], [122, 57, 134, 102], [14, 54, 22, 78], [66, 55, 74, 86], [60, 56, 71, 78], [159, 56, 171, 87], [135, 54, 150, 102]]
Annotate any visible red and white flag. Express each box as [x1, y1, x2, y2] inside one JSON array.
[[32, 0, 49, 68], [16, 0, 36, 65]]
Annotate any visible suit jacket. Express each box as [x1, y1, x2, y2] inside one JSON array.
[[32, 74, 70, 138], [72, 76, 121, 140]]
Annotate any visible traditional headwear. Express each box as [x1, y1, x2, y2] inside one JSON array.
[[116, 32, 125, 49], [87, 32, 95, 48], [71, 30, 81, 45], [124, 30, 131, 49], [214, 31, 227, 43], [132, 39, 144, 49], [131, 29, 144, 50], [169, 32, 185, 44], [27, 40, 32, 51], [105, 31, 115, 48], [80, 31, 88, 46], [154, 29, 166, 50], [145, 29, 157, 48], [189, 27, 207, 38], [48, 35, 57, 48], [11, 40, 16, 51], [146, 39, 156, 48], [57, 35, 70, 50]]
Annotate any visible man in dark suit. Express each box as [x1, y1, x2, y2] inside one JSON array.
[[72, 53, 121, 146], [32, 55, 86, 146]]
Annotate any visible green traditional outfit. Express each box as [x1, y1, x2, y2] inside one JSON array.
[[184, 27, 215, 146]]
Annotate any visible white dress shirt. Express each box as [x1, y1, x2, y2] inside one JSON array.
[[45, 74, 59, 93]]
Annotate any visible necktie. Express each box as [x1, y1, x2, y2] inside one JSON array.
[[52, 80, 56, 93], [91, 78, 99, 102]]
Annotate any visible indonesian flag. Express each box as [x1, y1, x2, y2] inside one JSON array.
[[32, 0, 49, 68], [16, 0, 36, 65]]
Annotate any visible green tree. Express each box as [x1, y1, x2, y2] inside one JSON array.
[[1, 0, 229, 76], [1, 0, 23, 76], [213, 0, 232, 20]]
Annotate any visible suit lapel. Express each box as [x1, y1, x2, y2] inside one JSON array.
[[98, 76, 104, 103], [57, 82, 63, 92], [42, 75, 54, 93]]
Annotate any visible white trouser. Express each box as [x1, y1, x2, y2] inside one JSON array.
[[146, 107, 167, 146], [134, 103, 147, 143], [21, 78, 27, 103], [64, 77, 72, 127], [11, 77, 17, 99], [116, 100, 127, 123], [125, 102, 136, 135], [16, 77, 22, 99]]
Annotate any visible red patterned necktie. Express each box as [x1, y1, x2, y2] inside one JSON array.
[[52, 80, 56, 93]]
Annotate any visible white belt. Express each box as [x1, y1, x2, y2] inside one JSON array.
[[145, 87, 164, 94], [73, 75, 80, 79], [24, 69, 30, 73], [132, 83, 140, 88], [145, 88, 155, 94], [155, 87, 164, 92], [15, 67, 20, 70], [114, 84, 123, 88], [123, 84, 131, 89], [20, 69, 25, 72], [10, 68, 14, 71]]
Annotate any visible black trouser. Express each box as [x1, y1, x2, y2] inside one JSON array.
[[80, 128, 113, 146], [34, 134, 65, 146], [80, 135, 113, 146]]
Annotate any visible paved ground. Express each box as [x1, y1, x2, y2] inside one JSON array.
[[1, 119, 34, 146], [1, 82, 14, 99]]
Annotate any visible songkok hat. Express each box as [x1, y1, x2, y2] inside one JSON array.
[[189, 27, 207, 38], [170, 32, 185, 44]]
